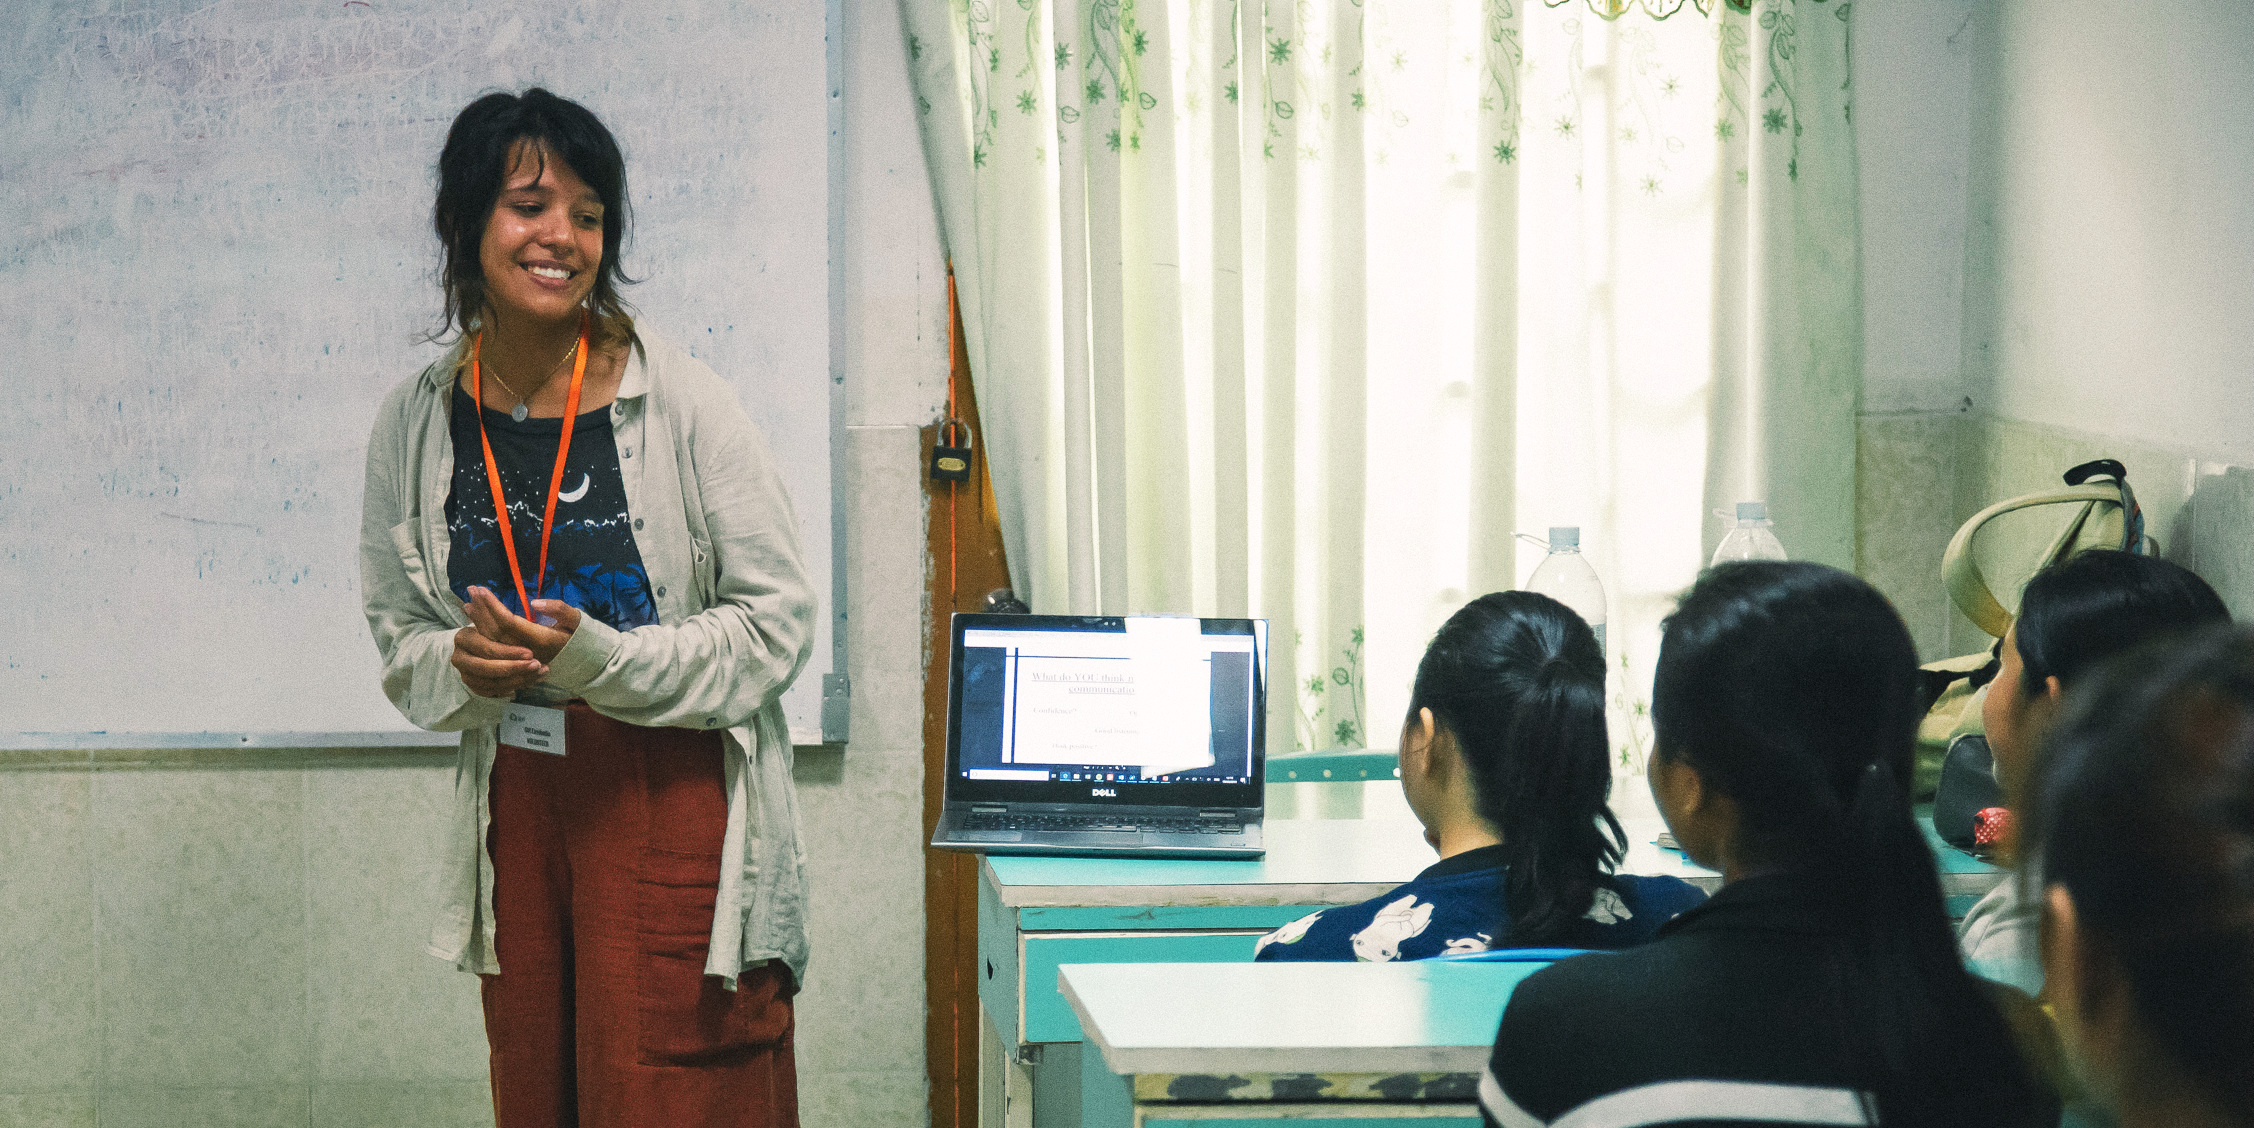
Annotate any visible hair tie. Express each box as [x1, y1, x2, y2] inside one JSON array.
[[1541, 652, 1597, 684]]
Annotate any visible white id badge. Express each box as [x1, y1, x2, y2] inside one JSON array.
[[499, 703, 568, 756]]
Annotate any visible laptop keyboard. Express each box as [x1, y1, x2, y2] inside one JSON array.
[[959, 813, 1246, 835]]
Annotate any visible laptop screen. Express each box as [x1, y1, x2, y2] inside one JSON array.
[[945, 613, 1267, 808]]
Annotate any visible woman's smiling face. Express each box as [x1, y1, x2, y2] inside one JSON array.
[[478, 139, 604, 325]]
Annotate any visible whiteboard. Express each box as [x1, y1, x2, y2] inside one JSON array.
[[0, 3, 839, 744]]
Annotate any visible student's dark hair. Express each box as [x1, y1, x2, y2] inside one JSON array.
[[1409, 591, 1619, 946], [2028, 624, 2254, 1125], [1653, 562, 2050, 1125], [2014, 549, 2228, 695], [432, 88, 635, 343]]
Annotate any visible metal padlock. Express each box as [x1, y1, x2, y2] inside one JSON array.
[[930, 418, 973, 482]]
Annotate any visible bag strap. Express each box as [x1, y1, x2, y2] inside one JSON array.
[[1941, 460, 2146, 639], [2065, 458, 2147, 554]]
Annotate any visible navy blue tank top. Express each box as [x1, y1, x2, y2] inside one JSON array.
[[445, 386, 659, 631]]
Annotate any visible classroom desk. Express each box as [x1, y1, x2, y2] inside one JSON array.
[[975, 815, 2002, 1127], [1061, 961, 1535, 1127], [974, 817, 1712, 1127]]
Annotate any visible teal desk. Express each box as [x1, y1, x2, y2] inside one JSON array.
[[975, 815, 1999, 1127], [974, 817, 1715, 1128], [1062, 961, 1541, 1127], [1924, 821, 2008, 895]]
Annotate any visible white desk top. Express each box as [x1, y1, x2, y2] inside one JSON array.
[[985, 816, 1719, 909], [1618, 817, 1719, 888], [1061, 960, 1542, 1076]]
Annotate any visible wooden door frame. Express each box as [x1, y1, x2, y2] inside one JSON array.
[[924, 271, 1010, 1128]]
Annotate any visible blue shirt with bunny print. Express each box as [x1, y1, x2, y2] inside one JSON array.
[[1252, 844, 1707, 963]]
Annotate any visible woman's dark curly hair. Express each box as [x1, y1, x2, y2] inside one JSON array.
[[432, 88, 635, 344]]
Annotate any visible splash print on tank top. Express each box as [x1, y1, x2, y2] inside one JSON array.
[[445, 387, 659, 631]]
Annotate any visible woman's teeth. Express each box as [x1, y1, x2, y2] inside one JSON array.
[[528, 265, 571, 280]]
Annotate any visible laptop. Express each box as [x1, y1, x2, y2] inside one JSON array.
[[930, 613, 1268, 859]]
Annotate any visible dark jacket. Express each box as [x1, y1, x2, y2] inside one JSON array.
[[1480, 872, 2060, 1128]]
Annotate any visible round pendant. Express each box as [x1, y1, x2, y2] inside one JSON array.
[[510, 403, 529, 423]]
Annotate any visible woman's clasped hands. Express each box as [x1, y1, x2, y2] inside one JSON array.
[[450, 585, 585, 698]]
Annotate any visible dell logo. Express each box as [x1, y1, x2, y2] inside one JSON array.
[[1091, 787, 1117, 798]]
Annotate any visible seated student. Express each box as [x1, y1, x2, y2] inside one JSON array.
[[2028, 624, 2254, 1128], [1255, 592, 1705, 963], [1965, 551, 2228, 989], [1482, 563, 2058, 1128]]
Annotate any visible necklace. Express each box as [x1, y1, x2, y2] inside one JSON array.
[[483, 335, 581, 422]]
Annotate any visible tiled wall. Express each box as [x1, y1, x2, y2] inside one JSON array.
[[1856, 411, 1968, 660], [0, 748, 495, 1128], [0, 0, 947, 1123], [1857, 411, 2254, 663]]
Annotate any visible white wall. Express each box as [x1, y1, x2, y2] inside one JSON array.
[[1966, 1, 2254, 461], [1860, 0, 2254, 440], [1854, 0, 2254, 654], [1855, 0, 1978, 416], [1850, 0, 1980, 658], [793, 0, 950, 1120]]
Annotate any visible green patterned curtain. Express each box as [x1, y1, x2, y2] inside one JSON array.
[[900, 0, 1858, 764], [1547, 0, 1754, 17]]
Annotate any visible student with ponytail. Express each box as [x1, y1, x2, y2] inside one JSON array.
[[1481, 563, 2058, 1128], [1255, 592, 1705, 963], [1963, 550, 2227, 990]]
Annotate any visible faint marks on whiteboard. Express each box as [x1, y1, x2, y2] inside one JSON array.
[[257, 559, 320, 587], [79, 157, 182, 184], [162, 512, 262, 534], [80, 5, 470, 108], [95, 460, 183, 502]]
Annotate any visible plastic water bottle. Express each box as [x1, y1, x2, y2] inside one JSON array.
[[1527, 526, 1607, 654], [1711, 501, 1788, 567]]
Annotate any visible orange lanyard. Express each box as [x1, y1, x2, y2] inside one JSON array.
[[468, 312, 590, 618]]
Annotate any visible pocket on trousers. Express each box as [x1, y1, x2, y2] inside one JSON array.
[[634, 846, 792, 1065]]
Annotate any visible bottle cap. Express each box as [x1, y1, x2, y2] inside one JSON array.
[[1735, 501, 1769, 522], [1548, 526, 1580, 550]]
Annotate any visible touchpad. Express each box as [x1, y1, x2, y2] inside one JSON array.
[[1054, 832, 1142, 847]]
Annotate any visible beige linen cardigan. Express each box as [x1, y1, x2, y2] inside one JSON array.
[[358, 324, 817, 987]]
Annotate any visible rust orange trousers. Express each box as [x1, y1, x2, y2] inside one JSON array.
[[482, 704, 798, 1127]]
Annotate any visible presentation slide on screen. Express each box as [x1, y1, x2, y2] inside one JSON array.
[[960, 624, 1256, 779], [1007, 656, 1171, 767]]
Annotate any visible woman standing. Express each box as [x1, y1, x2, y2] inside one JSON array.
[[359, 88, 815, 1126]]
